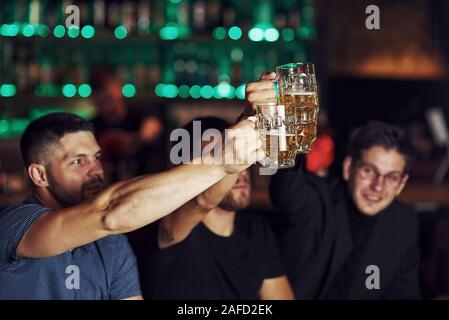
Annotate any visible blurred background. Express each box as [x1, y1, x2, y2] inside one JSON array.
[[2, 0, 449, 299]]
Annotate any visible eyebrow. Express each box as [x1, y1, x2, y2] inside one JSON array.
[[359, 162, 403, 175], [63, 150, 102, 161]]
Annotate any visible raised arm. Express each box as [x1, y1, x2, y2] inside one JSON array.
[[17, 119, 264, 259], [158, 173, 239, 249]]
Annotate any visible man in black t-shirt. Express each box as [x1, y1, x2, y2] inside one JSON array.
[[143, 117, 294, 300]]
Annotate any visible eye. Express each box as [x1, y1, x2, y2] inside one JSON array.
[[386, 174, 401, 184], [362, 166, 374, 175], [71, 158, 83, 166]]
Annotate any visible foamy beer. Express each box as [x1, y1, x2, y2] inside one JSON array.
[[276, 62, 319, 153], [256, 103, 298, 169]]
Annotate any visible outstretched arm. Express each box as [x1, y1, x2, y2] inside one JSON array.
[[17, 119, 264, 259], [158, 173, 239, 249]]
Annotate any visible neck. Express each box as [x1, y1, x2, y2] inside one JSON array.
[[203, 207, 236, 237], [32, 188, 62, 209]]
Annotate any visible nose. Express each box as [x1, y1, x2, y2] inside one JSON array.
[[237, 170, 250, 183], [87, 159, 104, 178], [370, 174, 385, 192]]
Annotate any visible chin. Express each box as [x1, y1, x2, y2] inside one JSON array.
[[357, 201, 387, 216]]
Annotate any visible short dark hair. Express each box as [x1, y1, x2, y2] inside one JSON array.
[[348, 121, 415, 174], [20, 112, 95, 167]]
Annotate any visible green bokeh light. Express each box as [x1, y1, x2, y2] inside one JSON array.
[[248, 28, 264, 42], [235, 84, 246, 100], [264, 28, 279, 42], [178, 85, 190, 98], [78, 84, 92, 97], [0, 120, 9, 134], [200, 85, 214, 99], [160, 24, 179, 40], [67, 26, 80, 38], [37, 24, 49, 37], [1, 24, 20, 36], [122, 84, 136, 97], [62, 84, 77, 97], [230, 48, 244, 62], [0, 84, 17, 97], [282, 28, 295, 41], [155, 83, 165, 97], [217, 82, 232, 98], [303, 5, 315, 19], [212, 27, 226, 40], [22, 24, 35, 37], [228, 26, 242, 40], [299, 26, 312, 39], [53, 25, 65, 38], [114, 26, 128, 39], [189, 85, 201, 99], [81, 25, 95, 39], [162, 84, 178, 98]]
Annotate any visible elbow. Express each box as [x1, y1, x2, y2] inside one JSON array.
[[101, 212, 119, 233], [98, 197, 133, 234]]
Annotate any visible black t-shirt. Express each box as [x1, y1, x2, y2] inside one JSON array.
[[143, 214, 285, 300], [323, 193, 378, 299]]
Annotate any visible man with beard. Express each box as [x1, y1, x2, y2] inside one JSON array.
[[245, 73, 421, 299], [0, 113, 263, 299], [143, 117, 294, 300]]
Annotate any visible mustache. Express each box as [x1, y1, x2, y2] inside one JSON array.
[[82, 176, 104, 189]]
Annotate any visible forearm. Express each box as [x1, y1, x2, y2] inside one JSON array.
[[101, 163, 229, 233], [195, 173, 239, 209], [158, 173, 239, 248]]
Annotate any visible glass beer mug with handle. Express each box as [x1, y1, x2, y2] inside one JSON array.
[[276, 62, 319, 153], [256, 103, 298, 169]]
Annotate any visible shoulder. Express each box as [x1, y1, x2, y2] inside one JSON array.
[[390, 200, 418, 224], [96, 234, 133, 251], [0, 203, 49, 226], [238, 214, 275, 236], [388, 200, 420, 240]]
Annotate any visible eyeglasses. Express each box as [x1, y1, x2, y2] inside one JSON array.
[[356, 162, 404, 188]]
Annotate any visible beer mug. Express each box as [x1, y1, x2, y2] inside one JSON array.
[[276, 62, 319, 153], [256, 103, 298, 169]]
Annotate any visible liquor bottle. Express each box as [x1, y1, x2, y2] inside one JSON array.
[[122, 1, 136, 34], [192, 0, 206, 33], [93, 0, 106, 30], [206, 0, 221, 32], [137, 0, 151, 35], [221, 0, 236, 28]]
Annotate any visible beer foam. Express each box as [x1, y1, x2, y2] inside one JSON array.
[[265, 131, 296, 136], [284, 91, 315, 96]]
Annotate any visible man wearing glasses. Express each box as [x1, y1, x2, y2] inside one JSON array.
[[245, 73, 420, 299], [268, 121, 420, 299]]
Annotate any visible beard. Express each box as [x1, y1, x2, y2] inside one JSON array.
[[218, 189, 251, 211], [46, 171, 104, 208]]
